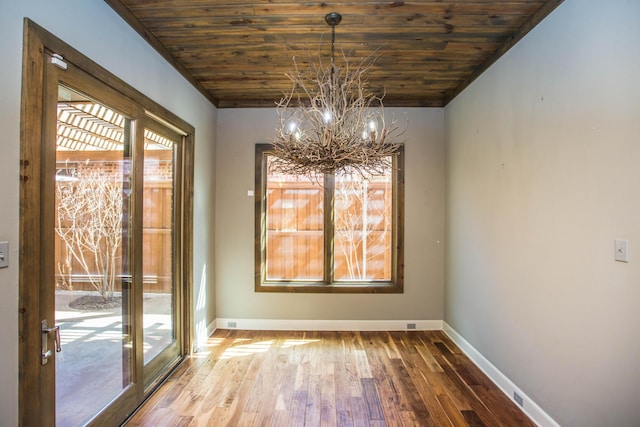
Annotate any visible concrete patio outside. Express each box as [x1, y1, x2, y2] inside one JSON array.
[[54, 290, 172, 427]]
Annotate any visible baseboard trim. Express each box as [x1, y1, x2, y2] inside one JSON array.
[[192, 319, 218, 353], [215, 318, 443, 331], [443, 322, 560, 427], [207, 319, 217, 337]]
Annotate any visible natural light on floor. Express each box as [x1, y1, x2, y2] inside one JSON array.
[[196, 337, 323, 360]]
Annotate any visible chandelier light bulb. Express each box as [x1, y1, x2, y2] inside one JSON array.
[[286, 120, 297, 134], [323, 110, 333, 124]]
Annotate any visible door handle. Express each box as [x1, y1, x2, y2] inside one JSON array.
[[41, 319, 62, 365]]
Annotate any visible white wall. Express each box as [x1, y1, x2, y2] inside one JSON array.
[[0, 1, 217, 423], [215, 108, 444, 322], [445, 1, 640, 426]]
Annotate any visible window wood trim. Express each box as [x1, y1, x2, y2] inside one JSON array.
[[254, 143, 404, 294]]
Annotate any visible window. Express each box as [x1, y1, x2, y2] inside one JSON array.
[[255, 144, 404, 293]]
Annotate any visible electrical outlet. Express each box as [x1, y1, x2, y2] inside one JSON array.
[[407, 323, 416, 330], [227, 321, 237, 328], [513, 392, 524, 407]]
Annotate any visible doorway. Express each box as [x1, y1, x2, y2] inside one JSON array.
[[20, 20, 194, 426]]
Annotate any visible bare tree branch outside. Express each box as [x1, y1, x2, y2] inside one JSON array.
[[334, 170, 392, 281], [55, 167, 123, 302]]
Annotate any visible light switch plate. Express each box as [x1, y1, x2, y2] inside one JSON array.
[[0, 241, 8, 268], [615, 239, 629, 262]]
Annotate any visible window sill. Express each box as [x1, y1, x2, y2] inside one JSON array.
[[255, 281, 403, 294]]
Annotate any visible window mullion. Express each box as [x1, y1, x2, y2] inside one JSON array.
[[323, 173, 334, 285]]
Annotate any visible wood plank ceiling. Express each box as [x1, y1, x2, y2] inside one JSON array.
[[106, 0, 564, 108]]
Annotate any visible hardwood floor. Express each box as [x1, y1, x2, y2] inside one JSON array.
[[126, 330, 535, 426]]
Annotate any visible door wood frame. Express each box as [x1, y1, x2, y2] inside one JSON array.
[[19, 18, 195, 426]]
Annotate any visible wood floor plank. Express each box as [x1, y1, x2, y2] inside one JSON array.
[[321, 362, 338, 426], [204, 406, 227, 426], [349, 396, 371, 427], [461, 410, 487, 427], [437, 394, 468, 427], [290, 389, 308, 425], [126, 330, 536, 427], [361, 378, 385, 420], [416, 345, 445, 373], [336, 409, 354, 427], [405, 362, 454, 426], [270, 409, 290, 427], [125, 406, 173, 426], [471, 385, 535, 427], [390, 359, 436, 427], [432, 352, 520, 427], [305, 374, 323, 426], [360, 338, 409, 426], [334, 357, 353, 415]]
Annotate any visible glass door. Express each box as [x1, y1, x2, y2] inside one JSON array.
[[20, 24, 192, 426], [141, 119, 184, 386], [53, 76, 139, 426], [54, 96, 184, 422]]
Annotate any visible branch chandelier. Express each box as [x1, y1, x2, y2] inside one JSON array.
[[272, 12, 405, 178]]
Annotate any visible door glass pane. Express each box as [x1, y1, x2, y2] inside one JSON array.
[[143, 125, 177, 363], [334, 164, 393, 281], [55, 85, 133, 426], [266, 156, 324, 280]]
